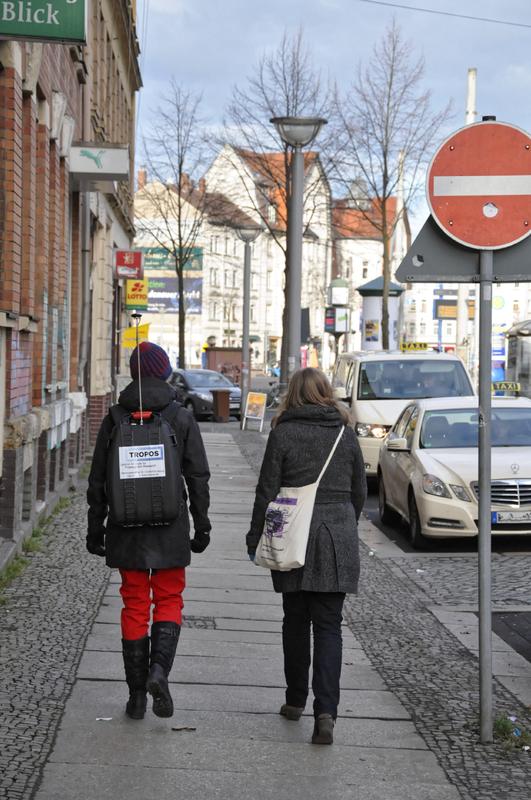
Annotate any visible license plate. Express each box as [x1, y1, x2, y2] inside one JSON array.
[[492, 510, 531, 523]]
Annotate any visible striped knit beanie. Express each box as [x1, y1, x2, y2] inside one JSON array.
[[130, 341, 172, 381]]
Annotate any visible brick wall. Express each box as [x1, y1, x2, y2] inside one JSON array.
[[88, 392, 112, 445]]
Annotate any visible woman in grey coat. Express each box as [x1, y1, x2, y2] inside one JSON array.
[[246, 368, 367, 744]]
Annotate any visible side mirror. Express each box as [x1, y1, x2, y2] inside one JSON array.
[[333, 386, 349, 402], [386, 437, 409, 451]]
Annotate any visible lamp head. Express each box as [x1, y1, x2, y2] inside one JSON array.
[[270, 116, 328, 147], [235, 225, 263, 244]]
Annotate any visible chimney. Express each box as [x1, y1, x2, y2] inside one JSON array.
[[180, 172, 192, 194], [137, 167, 147, 190]]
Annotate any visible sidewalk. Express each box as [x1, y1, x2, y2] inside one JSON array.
[[32, 432, 459, 800]]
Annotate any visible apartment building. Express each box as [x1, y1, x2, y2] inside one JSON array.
[[0, 2, 141, 561]]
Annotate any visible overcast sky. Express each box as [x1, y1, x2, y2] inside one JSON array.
[[135, 0, 531, 231]]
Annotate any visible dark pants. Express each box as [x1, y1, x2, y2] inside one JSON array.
[[282, 591, 345, 719]]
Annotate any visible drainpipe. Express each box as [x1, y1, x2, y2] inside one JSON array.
[[77, 43, 91, 391], [77, 195, 91, 389]]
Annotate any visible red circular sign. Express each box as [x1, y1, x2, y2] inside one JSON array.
[[427, 121, 531, 250]]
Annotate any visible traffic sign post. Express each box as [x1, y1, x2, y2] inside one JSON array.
[[478, 248, 493, 744], [397, 117, 531, 744]]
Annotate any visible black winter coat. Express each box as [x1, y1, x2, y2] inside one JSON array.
[[247, 404, 367, 594], [87, 378, 211, 570]]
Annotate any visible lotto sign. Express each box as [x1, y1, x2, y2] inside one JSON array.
[[0, 0, 87, 43], [115, 250, 144, 280], [427, 121, 531, 250], [125, 279, 148, 310], [119, 445, 166, 480]]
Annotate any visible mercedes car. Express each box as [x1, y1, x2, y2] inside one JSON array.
[[377, 396, 531, 547]]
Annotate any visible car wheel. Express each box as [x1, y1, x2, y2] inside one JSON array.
[[408, 491, 426, 549], [378, 473, 394, 525]]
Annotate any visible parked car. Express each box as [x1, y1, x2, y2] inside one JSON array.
[[377, 396, 531, 547], [332, 351, 475, 475], [169, 369, 241, 420]]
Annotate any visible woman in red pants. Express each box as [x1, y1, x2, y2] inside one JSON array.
[[86, 342, 211, 720]]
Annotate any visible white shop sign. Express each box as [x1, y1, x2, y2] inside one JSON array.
[[119, 445, 166, 479]]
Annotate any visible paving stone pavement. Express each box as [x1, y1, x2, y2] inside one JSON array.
[[0, 494, 109, 800], [17, 431, 456, 800], [234, 426, 531, 800], [1, 426, 530, 799]]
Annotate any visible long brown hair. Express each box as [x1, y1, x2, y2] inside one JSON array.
[[272, 368, 351, 428]]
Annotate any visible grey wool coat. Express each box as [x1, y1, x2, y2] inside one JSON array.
[[246, 404, 367, 594]]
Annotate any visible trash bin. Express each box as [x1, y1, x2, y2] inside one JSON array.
[[211, 389, 230, 423]]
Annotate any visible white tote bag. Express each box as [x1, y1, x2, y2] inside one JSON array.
[[254, 426, 345, 571]]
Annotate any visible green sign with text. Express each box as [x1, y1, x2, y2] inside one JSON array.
[[0, 0, 86, 43]]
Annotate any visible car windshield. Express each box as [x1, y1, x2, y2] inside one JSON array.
[[185, 371, 232, 389], [420, 407, 531, 448], [357, 359, 473, 400]]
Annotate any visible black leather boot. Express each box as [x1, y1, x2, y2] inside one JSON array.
[[147, 622, 180, 718], [122, 636, 150, 720]]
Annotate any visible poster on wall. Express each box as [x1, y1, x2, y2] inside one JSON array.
[[147, 276, 202, 315], [364, 320, 380, 342]]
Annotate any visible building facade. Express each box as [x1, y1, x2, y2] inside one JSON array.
[[333, 197, 410, 352], [0, 2, 141, 563], [135, 145, 336, 373]]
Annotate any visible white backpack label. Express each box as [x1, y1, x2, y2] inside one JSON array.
[[118, 444, 166, 479]]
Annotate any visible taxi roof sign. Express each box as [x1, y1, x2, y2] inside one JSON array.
[[400, 342, 429, 351], [492, 381, 520, 394]]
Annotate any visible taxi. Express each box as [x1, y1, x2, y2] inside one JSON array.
[[332, 348, 475, 475], [377, 396, 531, 547]]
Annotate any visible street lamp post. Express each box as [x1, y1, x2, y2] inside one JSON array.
[[270, 116, 327, 382], [235, 225, 262, 425]]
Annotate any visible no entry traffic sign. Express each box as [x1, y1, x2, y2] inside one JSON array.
[[427, 120, 531, 250]]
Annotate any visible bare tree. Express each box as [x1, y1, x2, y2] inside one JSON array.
[[333, 21, 451, 349], [220, 29, 334, 381], [136, 81, 207, 368]]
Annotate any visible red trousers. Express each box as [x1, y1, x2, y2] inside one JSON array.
[[119, 568, 186, 640]]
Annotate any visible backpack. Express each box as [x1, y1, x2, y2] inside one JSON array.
[[106, 403, 184, 527]]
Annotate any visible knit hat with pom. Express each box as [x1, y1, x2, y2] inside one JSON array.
[[130, 341, 172, 381]]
